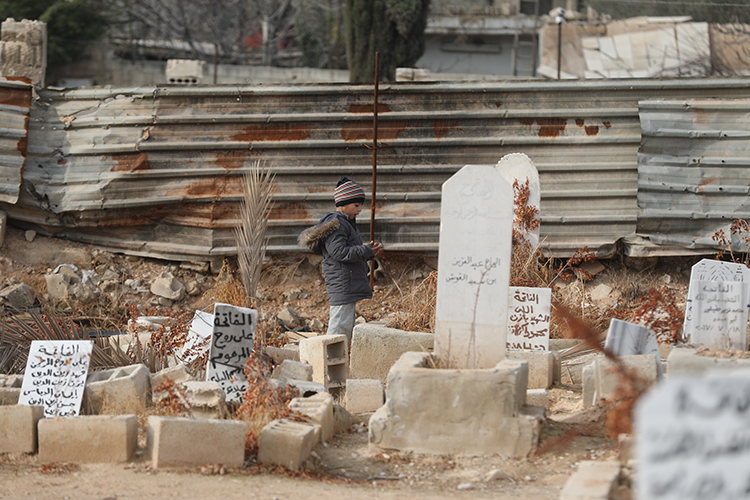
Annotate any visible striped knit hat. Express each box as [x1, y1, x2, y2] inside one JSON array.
[[334, 177, 366, 207]]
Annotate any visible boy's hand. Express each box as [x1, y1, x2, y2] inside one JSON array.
[[370, 241, 384, 258]]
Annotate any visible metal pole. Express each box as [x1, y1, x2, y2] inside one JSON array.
[[369, 52, 379, 290]]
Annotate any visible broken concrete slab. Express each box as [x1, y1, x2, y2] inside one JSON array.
[[38, 415, 138, 464], [667, 347, 750, 376], [526, 388, 550, 411], [83, 364, 150, 415], [560, 352, 600, 386], [369, 352, 540, 456], [0, 405, 43, 454], [264, 345, 300, 363], [150, 271, 185, 301], [560, 460, 621, 500], [506, 351, 554, 389], [349, 323, 434, 382], [0, 374, 22, 405], [288, 392, 334, 443], [182, 381, 227, 419], [0, 279, 35, 309], [344, 379, 384, 414], [592, 354, 659, 404], [257, 418, 317, 470], [147, 416, 245, 468]]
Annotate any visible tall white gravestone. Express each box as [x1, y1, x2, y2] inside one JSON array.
[[206, 303, 257, 403], [435, 165, 514, 369], [684, 259, 750, 350], [18, 340, 92, 417], [636, 372, 750, 500]]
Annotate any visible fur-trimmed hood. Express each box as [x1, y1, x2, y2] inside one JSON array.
[[298, 217, 340, 254]]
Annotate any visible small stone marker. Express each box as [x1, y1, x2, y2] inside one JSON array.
[[206, 303, 257, 403], [496, 153, 541, 249], [182, 309, 214, 363], [435, 165, 514, 369], [636, 372, 750, 500], [604, 318, 663, 376], [506, 286, 551, 351], [18, 340, 92, 417], [684, 259, 750, 349]]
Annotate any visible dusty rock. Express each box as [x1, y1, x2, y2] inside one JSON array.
[[185, 280, 201, 296], [24, 230, 36, 242], [0, 278, 35, 309], [278, 307, 301, 328], [150, 272, 185, 300]]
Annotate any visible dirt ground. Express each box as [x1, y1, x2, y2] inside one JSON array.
[[0, 225, 699, 499]]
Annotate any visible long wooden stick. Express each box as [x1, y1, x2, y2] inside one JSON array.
[[369, 52, 379, 290]]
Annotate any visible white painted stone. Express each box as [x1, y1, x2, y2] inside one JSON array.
[[495, 153, 541, 249], [435, 165, 513, 369], [636, 371, 750, 500], [181, 310, 213, 363], [206, 303, 257, 403], [19, 340, 92, 417], [506, 286, 551, 351], [604, 318, 663, 377]]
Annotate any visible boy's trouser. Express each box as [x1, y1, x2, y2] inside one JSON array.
[[327, 302, 357, 344]]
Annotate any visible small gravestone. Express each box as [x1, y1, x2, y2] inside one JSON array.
[[496, 153, 541, 249], [18, 340, 92, 417], [435, 165, 514, 369], [604, 318, 663, 377], [206, 303, 257, 402], [636, 372, 750, 500], [506, 286, 551, 351], [182, 310, 214, 364], [684, 259, 750, 350]]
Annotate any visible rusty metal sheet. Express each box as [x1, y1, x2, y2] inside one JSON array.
[[0, 77, 31, 205], [637, 98, 750, 254], [5, 78, 750, 261]]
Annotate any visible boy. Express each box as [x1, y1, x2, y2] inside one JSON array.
[[299, 177, 383, 342]]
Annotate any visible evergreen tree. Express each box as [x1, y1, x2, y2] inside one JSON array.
[[345, 0, 430, 82]]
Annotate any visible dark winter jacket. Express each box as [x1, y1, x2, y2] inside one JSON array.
[[298, 211, 374, 305]]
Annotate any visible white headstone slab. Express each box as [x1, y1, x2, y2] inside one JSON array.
[[206, 303, 257, 403], [496, 153, 541, 249], [684, 259, 750, 345], [684, 280, 749, 350], [636, 372, 750, 500], [18, 340, 92, 418], [435, 165, 514, 369], [506, 286, 551, 351], [181, 310, 214, 364], [604, 318, 663, 377]]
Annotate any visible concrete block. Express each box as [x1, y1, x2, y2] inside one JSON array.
[[258, 418, 318, 470], [560, 353, 600, 386], [264, 345, 300, 363], [0, 374, 23, 405], [506, 351, 553, 389], [526, 388, 550, 411], [344, 379, 384, 414], [0, 405, 43, 453], [582, 364, 596, 407], [83, 364, 151, 414], [269, 378, 327, 397], [147, 416, 245, 468], [549, 339, 584, 351], [594, 354, 658, 403], [183, 381, 227, 419], [560, 460, 621, 500], [349, 323, 434, 382], [299, 334, 347, 396], [151, 364, 195, 404], [288, 392, 334, 442], [552, 350, 561, 384], [38, 415, 137, 464], [272, 359, 313, 383], [667, 347, 750, 376], [369, 352, 540, 456]]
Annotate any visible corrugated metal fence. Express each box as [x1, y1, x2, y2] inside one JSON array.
[[3, 78, 750, 261]]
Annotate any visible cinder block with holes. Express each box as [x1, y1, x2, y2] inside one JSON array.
[[288, 392, 333, 442], [257, 418, 317, 470], [38, 415, 138, 464], [146, 416, 245, 468], [0, 404, 43, 453], [83, 364, 150, 414], [299, 334, 347, 398]]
